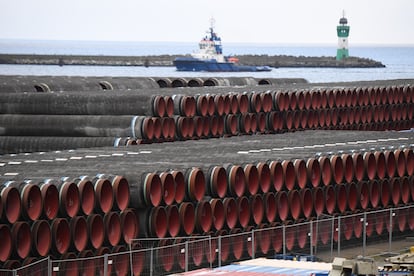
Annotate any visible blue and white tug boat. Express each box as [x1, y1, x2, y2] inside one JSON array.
[[174, 19, 271, 72]]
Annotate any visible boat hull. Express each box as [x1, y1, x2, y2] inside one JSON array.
[[174, 57, 271, 72]]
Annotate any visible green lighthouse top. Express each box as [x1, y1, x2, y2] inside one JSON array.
[[337, 11, 350, 38]]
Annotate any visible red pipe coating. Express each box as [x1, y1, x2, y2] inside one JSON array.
[[380, 179, 391, 207], [171, 170, 185, 204], [1, 185, 21, 223], [70, 216, 88, 252], [0, 224, 12, 262], [395, 208, 407, 232], [238, 93, 249, 114], [210, 198, 225, 231], [369, 180, 381, 208], [384, 151, 397, 178], [216, 230, 231, 263], [239, 113, 251, 134], [285, 222, 296, 251], [51, 218, 70, 255], [274, 91, 288, 111], [230, 228, 244, 260], [342, 215, 354, 240], [341, 154, 354, 184], [223, 94, 231, 115], [224, 114, 238, 135], [244, 164, 260, 195], [257, 162, 271, 193], [226, 165, 246, 197], [363, 152, 377, 180], [78, 250, 95, 276], [196, 94, 208, 117], [374, 151, 387, 180], [112, 245, 129, 276], [223, 197, 238, 229], [401, 177, 411, 204], [157, 239, 175, 272], [120, 208, 138, 243], [250, 92, 262, 113], [276, 191, 289, 221], [405, 149, 414, 176], [131, 242, 145, 275], [58, 252, 79, 276], [257, 112, 267, 133], [95, 247, 112, 276], [294, 159, 307, 189], [288, 190, 302, 221], [358, 181, 370, 210], [282, 160, 296, 190], [313, 187, 325, 216], [300, 188, 313, 219], [142, 172, 163, 207], [307, 158, 321, 188], [165, 95, 174, 117], [319, 156, 332, 186], [262, 92, 274, 113], [330, 155, 344, 185], [186, 167, 205, 201], [93, 176, 113, 213], [87, 214, 105, 249], [324, 185, 336, 215], [297, 221, 309, 249], [165, 205, 180, 237], [73, 177, 95, 216], [196, 200, 213, 233], [264, 192, 277, 223], [104, 211, 121, 246], [160, 172, 175, 205], [237, 196, 250, 228], [352, 153, 365, 182], [390, 178, 401, 205], [256, 223, 271, 255], [250, 194, 264, 225], [208, 166, 228, 198], [270, 222, 283, 253], [179, 202, 195, 236], [394, 149, 406, 177], [336, 184, 347, 213], [269, 160, 284, 191]]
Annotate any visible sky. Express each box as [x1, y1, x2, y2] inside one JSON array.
[[0, 0, 413, 45]]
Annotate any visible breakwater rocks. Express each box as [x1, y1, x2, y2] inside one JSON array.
[[0, 53, 385, 68]]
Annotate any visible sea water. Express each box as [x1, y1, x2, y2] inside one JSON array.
[[0, 40, 413, 83]]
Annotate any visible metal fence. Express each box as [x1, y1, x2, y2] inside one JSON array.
[[2, 204, 413, 276]]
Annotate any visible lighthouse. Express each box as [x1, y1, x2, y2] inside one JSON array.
[[336, 11, 350, 60]]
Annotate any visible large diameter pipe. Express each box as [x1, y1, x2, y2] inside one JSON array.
[[318, 156, 332, 186], [0, 114, 152, 138], [58, 180, 80, 218], [160, 172, 175, 205], [166, 205, 180, 237], [244, 164, 259, 195], [3, 181, 42, 221], [313, 187, 325, 216], [358, 181, 370, 210], [70, 216, 88, 252], [226, 165, 246, 197], [0, 92, 168, 116], [104, 211, 122, 247], [369, 180, 381, 208], [352, 153, 365, 182], [130, 173, 162, 208], [250, 194, 264, 226], [330, 155, 344, 185], [31, 220, 51, 257], [87, 214, 105, 249], [210, 198, 225, 231], [342, 154, 354, 184], [282, 160, 295, 190], [78, 250, 95, 276], [208, 166, 227, 198], [324, 185, 336, 215], [269, 160, 284, 192], [294, 159, 307, 189], [401, 177, 411, 204], [300, 188, 313, 219], [51, 218, 70, 255], [120, 208, 139, 243], [276, 191, 289, 221], [68, 177, 95, 216], [288, 190, 301, 220], [264, 192, 276, 223], [0, 224, 12, 262], [195, 200, 213, 233], [179, 202, 195, 236], [1, 184, 21, 223], [92, 175, 114, 213], [223, 197, 238, 229], [394, 149, 406, 177], [185, 168, 205, 201], [405, 148, 414, 176], [237, 196, 250, 228], [307, 158, 321, 188]]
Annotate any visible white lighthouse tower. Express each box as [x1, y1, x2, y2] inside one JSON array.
[[336, 11, 350, 60]]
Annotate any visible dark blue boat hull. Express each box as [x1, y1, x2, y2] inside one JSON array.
[[174, 57, 271, 72]]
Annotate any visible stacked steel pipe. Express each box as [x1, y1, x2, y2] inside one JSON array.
[[1, 77, 414, 273], [0, 84, 413, 154], [0, 174, 139, 271]]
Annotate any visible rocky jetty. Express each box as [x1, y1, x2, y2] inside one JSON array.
[[0, 53, 385, 68]]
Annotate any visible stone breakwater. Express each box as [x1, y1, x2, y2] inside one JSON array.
[[0, 53, 385, 68]]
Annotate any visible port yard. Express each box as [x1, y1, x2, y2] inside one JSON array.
[[0, 75, 413, 275]]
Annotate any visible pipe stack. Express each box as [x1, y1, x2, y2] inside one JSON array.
[[1, 84, 413, 154]]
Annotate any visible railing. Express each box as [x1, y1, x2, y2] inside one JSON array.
[[2, 204, 413, 276]]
